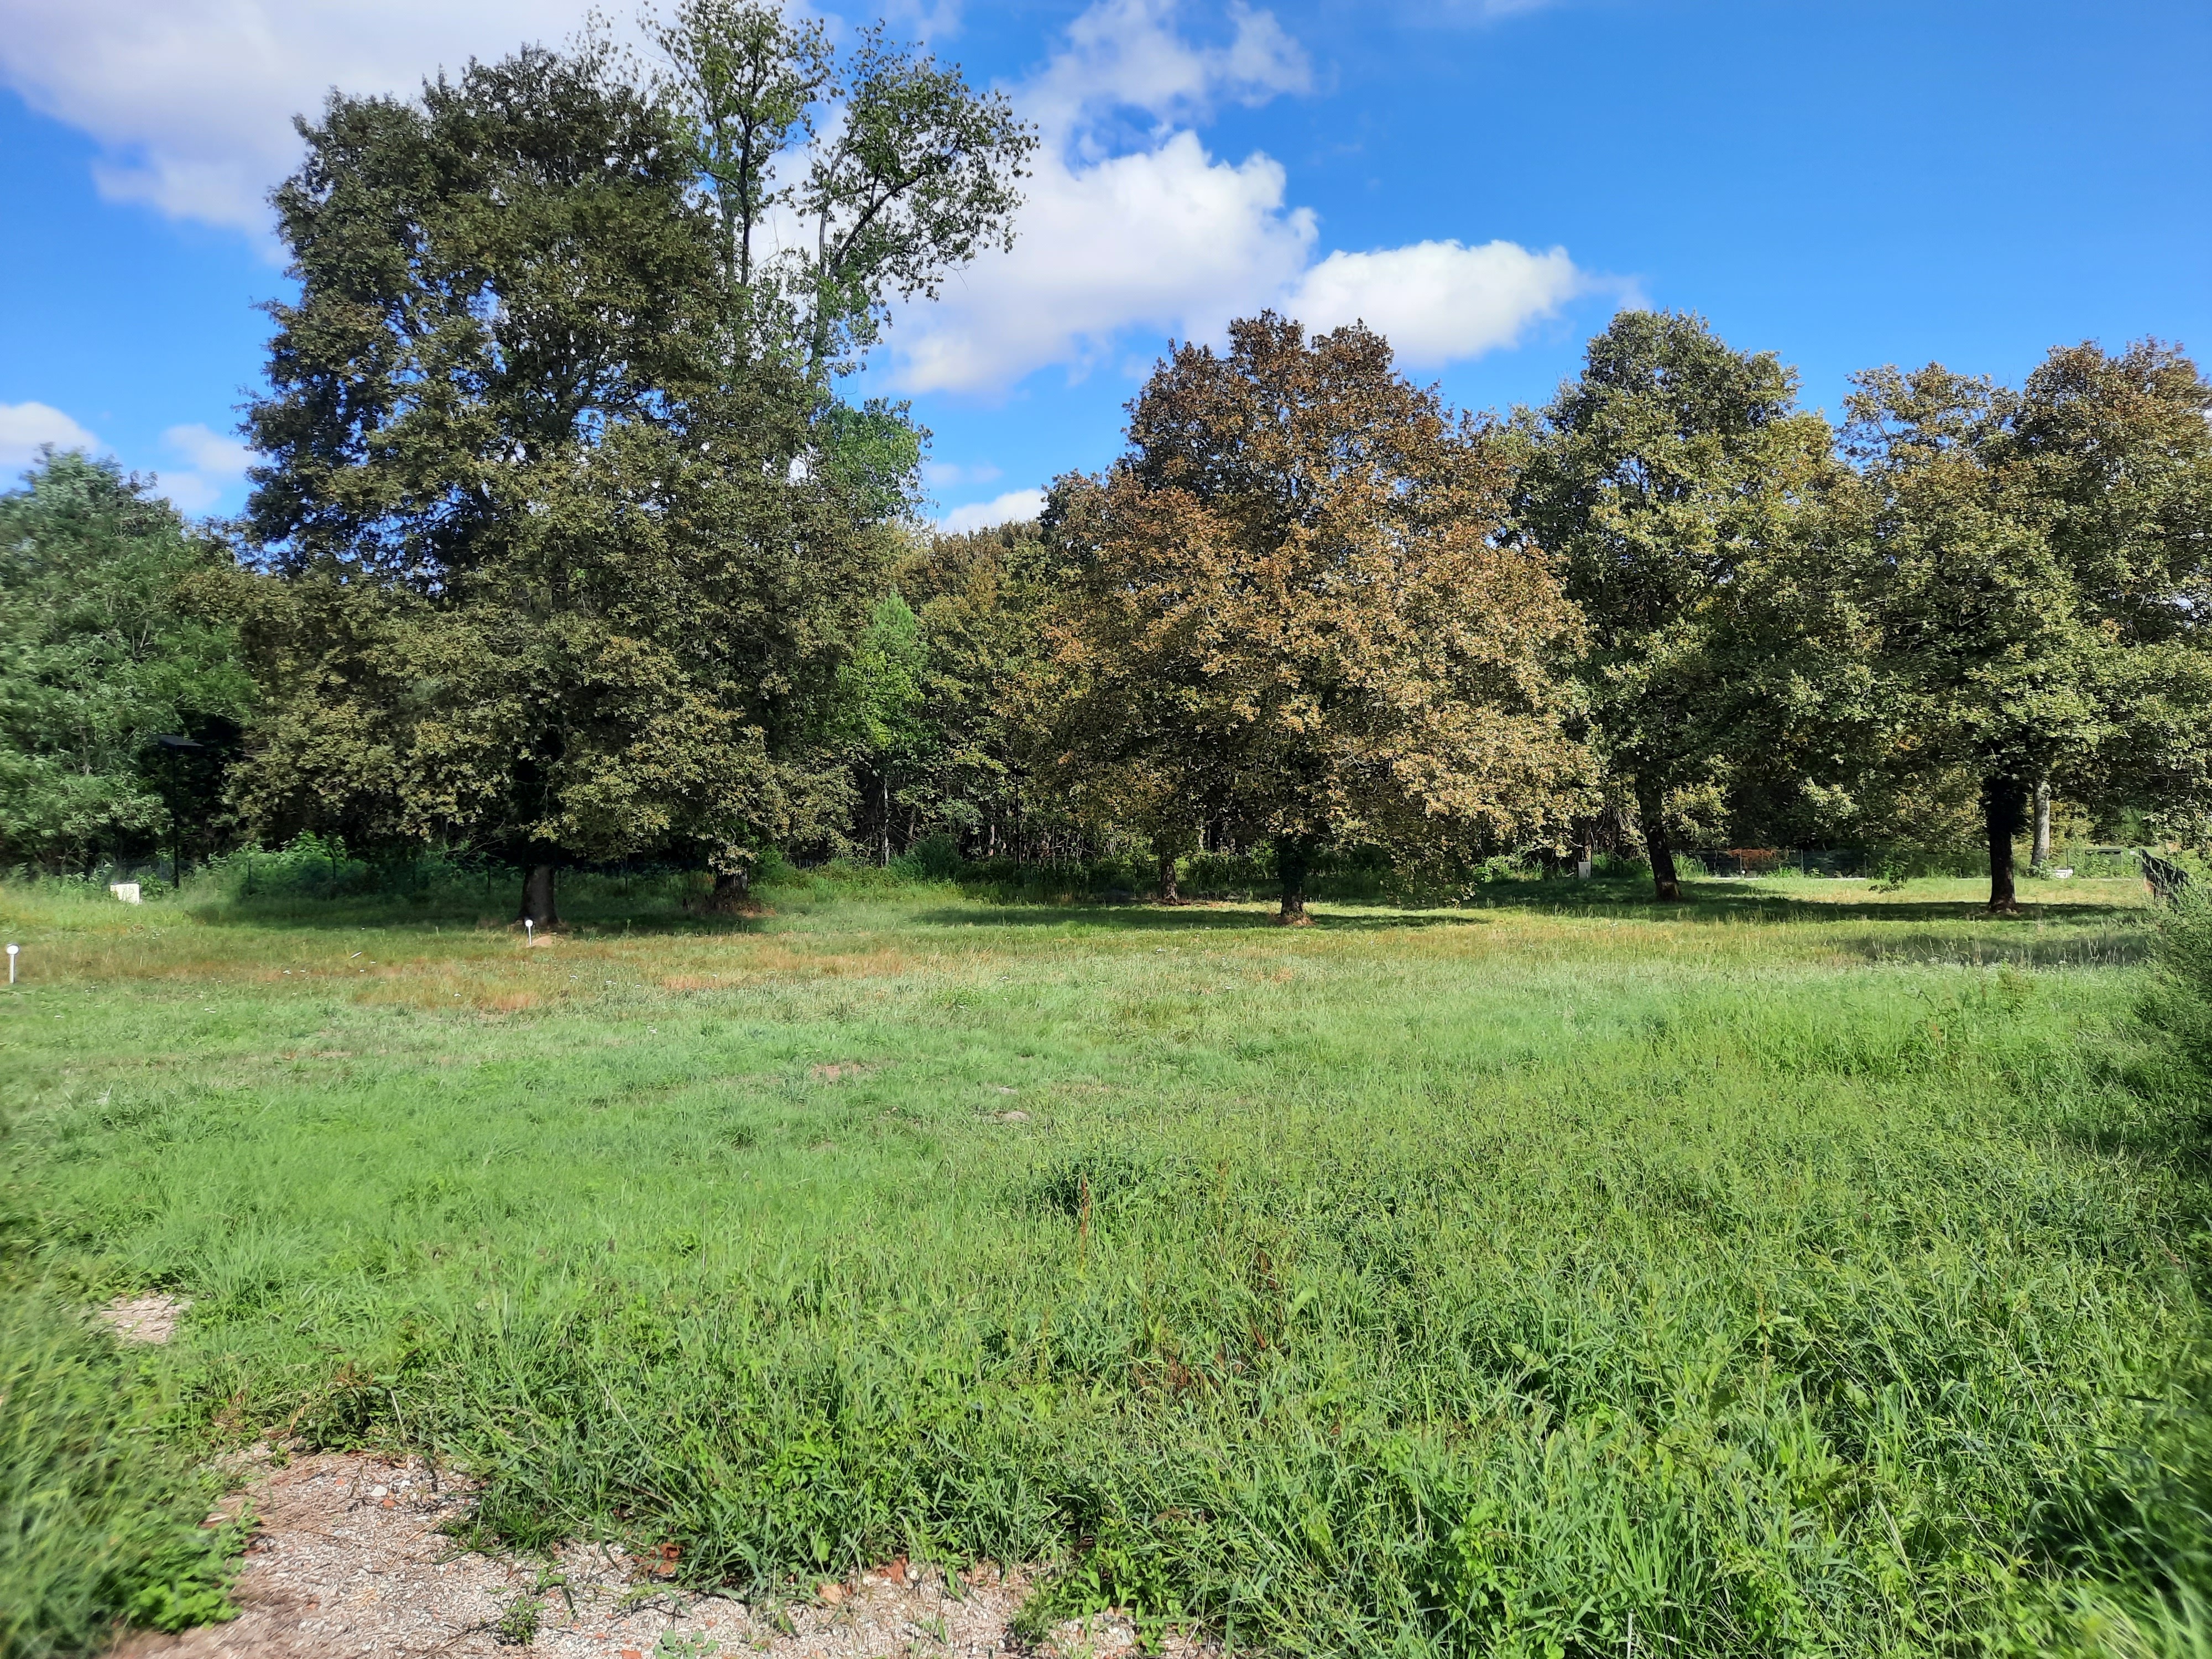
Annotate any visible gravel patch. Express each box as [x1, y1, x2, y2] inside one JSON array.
[[98, 1294, 191, 1344], [116, 1452, 1214, 1659]]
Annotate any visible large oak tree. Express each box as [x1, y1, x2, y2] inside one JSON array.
[[1510, 311, 1839, 900], [236, 22, 1026, 921], [1044, 314, 1588, 922], [1843, 340, 2212, 911]]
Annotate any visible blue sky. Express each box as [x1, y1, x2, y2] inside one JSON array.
[[2, 0, 2206, 526]]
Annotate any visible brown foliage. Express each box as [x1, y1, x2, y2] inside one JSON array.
[[1042, 314, 1589, 910]]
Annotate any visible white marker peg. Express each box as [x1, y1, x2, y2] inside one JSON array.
[[524, 920, 534, 946], [6, 943, 15, 984]]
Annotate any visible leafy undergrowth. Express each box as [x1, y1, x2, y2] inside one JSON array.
[[2, 872, 2208, 1655], [0, 1280, 246, 1659]]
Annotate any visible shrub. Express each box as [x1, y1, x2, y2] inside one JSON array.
[[893, 833, 964, 882]]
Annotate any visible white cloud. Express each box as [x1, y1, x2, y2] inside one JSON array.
[[1288, 239, 1591, 368], [163, 422, 256, 478], [0, 1, 606, 233], [0, 401, 99, 468], [888, 0, 1600, 395], [1029, 0, 1310, 137], [892, 0, 1319, 394], [144, 423, 259, 518], [938, 487, 1046, 533], [150, 472, 225, 515], [3, 0, 1602, 394], [896, 131, 1317, 395]]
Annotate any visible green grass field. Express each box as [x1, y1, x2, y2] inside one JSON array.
[[4, 869, 2209, 1657]]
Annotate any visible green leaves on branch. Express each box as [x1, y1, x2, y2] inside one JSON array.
[[0, 453, 253, 873], [226, 11, 1034, 889], [645, 0, 1035, 375]]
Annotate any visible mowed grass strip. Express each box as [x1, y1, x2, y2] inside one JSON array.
[[2, 873, 2202, 1656]]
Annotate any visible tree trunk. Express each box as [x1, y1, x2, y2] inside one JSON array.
[[519, 863, 559, 927], [2031, 779, 2052, 869], [1155, 842, 1181, 904], [1274, 836, 1316, 925], [1634, 774, 1682, 902], [878, 775, 892, 867], [1984, 776, 2028, 913], [707, 869, 750, 913]]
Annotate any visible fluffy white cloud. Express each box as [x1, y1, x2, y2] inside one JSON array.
[[1029, 0, 1310, 136], [151, 472, 225, 515], [1288, 239, 1590, 368], [4, 0, 1600, 393], [144, 422, 259, 518], [0, 1, 604, 232], [889, 0, 1599, 394], [888, 1, 1319, 395], [163, 422, 256, 478], [0, 401, 99, 468], [938, 487, 1046, 533], [896, 132, 1316, 394]]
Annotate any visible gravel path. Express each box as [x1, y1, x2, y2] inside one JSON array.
[[116, 1452, 1212, 1659]]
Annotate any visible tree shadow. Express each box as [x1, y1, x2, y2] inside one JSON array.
[[189, 894, 771, 940], [910, 901, 1483, 933]]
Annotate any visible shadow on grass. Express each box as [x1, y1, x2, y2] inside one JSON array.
[[187, 894, 773, 940], [920, 879, 2151, 937], [912, 901, 1482, 933], [173, 873, 2151, 954]]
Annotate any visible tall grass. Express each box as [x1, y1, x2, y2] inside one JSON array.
[[0, 1280, 243, 1657], [1, 870, 2203, 1654]]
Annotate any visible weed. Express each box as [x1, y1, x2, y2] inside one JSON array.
[[492, 1586, 541, 1646]]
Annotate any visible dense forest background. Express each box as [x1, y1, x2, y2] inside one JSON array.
[[2, 4, 2208, 919]]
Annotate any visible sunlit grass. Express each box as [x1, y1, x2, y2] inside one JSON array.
[[2, 868, 2201, 1656]]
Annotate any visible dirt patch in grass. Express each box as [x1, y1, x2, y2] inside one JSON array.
[[116, 1453, 1207, 1659], [98, 1293, 192, 1345]]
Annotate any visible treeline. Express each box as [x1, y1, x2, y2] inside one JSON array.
[[2, 6, 2208, 919]]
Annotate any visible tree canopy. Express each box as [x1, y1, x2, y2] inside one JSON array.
[[1044, 313, 1589, 920], [228, 22, 1020, 920], [1510, 311, 1840, 900], [1840, 339, 2212, 910], [0, 453, 252, 875]]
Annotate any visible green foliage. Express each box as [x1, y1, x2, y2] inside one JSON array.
[[1841, 341, 2212, 910], [2142, 888, 2212, 1086], [1510, 310, 1847, 899], [1048, 314, 1589, 919], [1, 874, 2199, 1655], [646, 0, 1035, 376], [0, 1284, 243, 1658], [234, 41, 897, 894], [0, 453, 252, 874]]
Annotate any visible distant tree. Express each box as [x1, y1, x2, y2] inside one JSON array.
[[1510, 311, 1840, 899], [889, 522, 1056, 860], [645, 0, 1034, 375], [236, 43, 897, 924], [1843, 340, 2212, 911], [1046, 314, 1588, 922], [0, 452, 252, 875], [833, 591, 932, 864]]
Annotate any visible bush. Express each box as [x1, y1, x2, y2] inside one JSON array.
[[892, 833, 964, 882]]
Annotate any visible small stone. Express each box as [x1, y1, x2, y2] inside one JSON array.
[[1000, 1110, 1029, 1122], [369, 1485, 388, 1498]]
